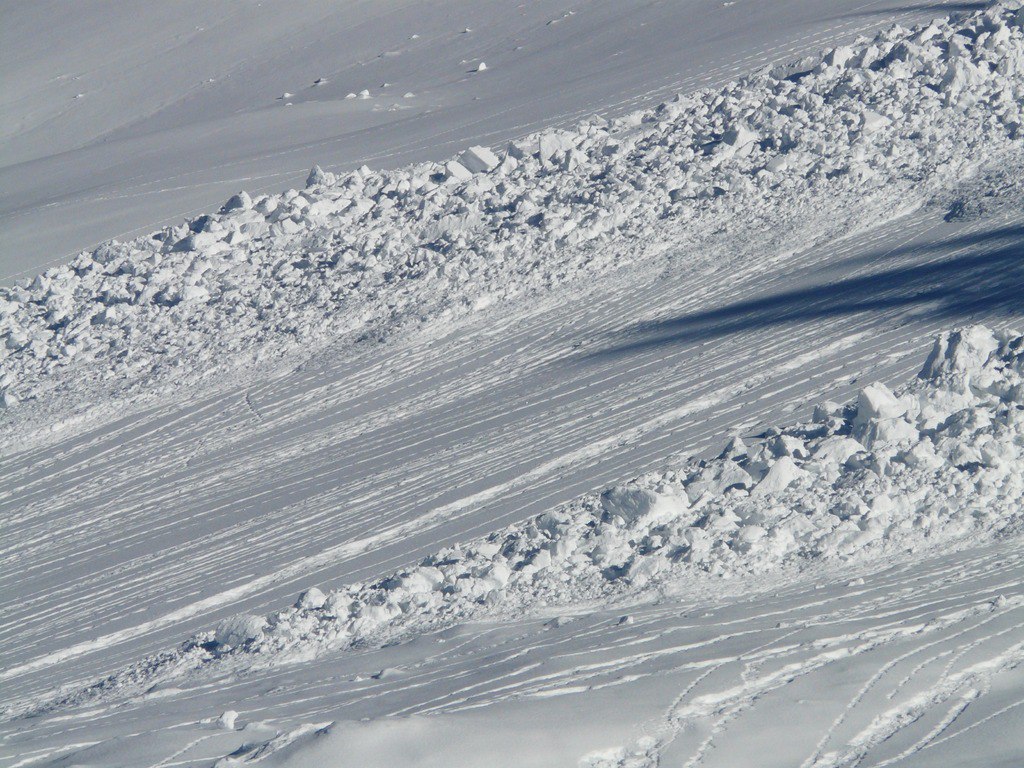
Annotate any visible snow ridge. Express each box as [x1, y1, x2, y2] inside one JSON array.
[[16, 324, 1024, 718], [3, 3, 1024, 438]]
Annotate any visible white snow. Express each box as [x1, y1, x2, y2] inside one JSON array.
[[3, 4, 1024, 767], [0, 0, 1000, 281], [3, 4, 1023, 448], [20, 324, 1024, 718]]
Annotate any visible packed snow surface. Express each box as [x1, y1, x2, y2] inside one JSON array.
[[21, 324, 1024, 712], [8, 323, 1024, 767]]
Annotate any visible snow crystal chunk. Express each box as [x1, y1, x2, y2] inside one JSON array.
[[860, 109, 892, 134], [180, 285, 211, 303], [306, 166, 335, 188], [218, 710, 239, 730], [752, 456, 806, 497], [222, 191, 253, 212], [394, 567, 444, 594], [920, 326, 1000, 381], [719, 436, 748, 460], [537, 132, 577, 162], [686, 461, 753, 502], [855, 383, 906, 426], [824, 45, 855, 69], [444, 160, 474, 182], [296, 587, 327, 610], [859, 417, 919, 449], [478, 562, 511, 591], [722, 124, 758, 150], [214, 615, 267, 648], [733, 524, 767, 553], [459, 146, 500, 174], [814, 436, 864, 466], [813, 401, 843, 424], [600, 484, 687, 526]]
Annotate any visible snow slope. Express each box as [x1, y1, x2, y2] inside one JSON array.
[[3, 2, 1024, 767], [0, 0, 998, 282], [4, 1, 1023, 437], [7, 330, 1024, 766]]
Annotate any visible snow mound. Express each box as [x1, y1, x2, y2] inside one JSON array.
[[3, 3, 1024, 438], [237, 325, 1024, 650], [28, 325, 1024, 713]]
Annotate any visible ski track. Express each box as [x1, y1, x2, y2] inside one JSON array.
[[2, 2, 1024, 764], [7, 540, 1023, 767], [2, 204, 1022, 711]]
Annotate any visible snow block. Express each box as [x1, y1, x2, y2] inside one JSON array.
[[920, 326, 1000, 381], [854, 383, 906, 426], [444, 160, 474, 182], [860, 109, 892, 133], [214, 615, 267, 648], [751, 456, 806, 497], [296, 587, 327, 610], [306, 165, 335, 188], [601, 484, 687, 526], [459, 146, 500, 174], [221, 191, 253, 212]]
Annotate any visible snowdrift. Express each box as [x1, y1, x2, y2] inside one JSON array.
[[3, 3, 1024, 435]]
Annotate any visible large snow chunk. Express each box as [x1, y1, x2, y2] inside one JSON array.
[[221, 191, 253, 213], [444, 160, 474, 182], [537, 131, 577, 162], [860, 109, 892, 134], [306, 165, 336, 188], [722, 124, 758, 151], [295, 587, 327, 610], [601, 484, 688, 526], [686, 461, 753, 503], [459, 146, 500, 174], [751, 456, 807, 497], [854, 383, 906, 427], [214, 614, 267, 648], [824, 45, 855, 69], [920, 326, 1000, 381]]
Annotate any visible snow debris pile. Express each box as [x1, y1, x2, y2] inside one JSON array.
[[3, 4, 1024, 424], [223, 326, 1024, 653], [39, 325, 1024, 708]]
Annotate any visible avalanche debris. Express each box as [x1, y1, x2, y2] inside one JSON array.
[[29, 325, 1024, 714], [3, 4, 1023, 442]]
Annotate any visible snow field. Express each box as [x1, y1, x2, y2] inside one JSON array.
[[22, 322, 1024, 719], [3, 3, 1024, 443]]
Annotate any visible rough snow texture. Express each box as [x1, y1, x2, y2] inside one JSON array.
[[3, 4, 1024, 441], [23, 324, 1024, 716]]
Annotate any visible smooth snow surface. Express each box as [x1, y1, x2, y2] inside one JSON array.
[[0, 0, 1003, 281], [3, 2, 1024, 767]]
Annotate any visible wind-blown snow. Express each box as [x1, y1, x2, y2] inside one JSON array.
[[3, 4, 1023, 445], [19, 323, 1024, 720]]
